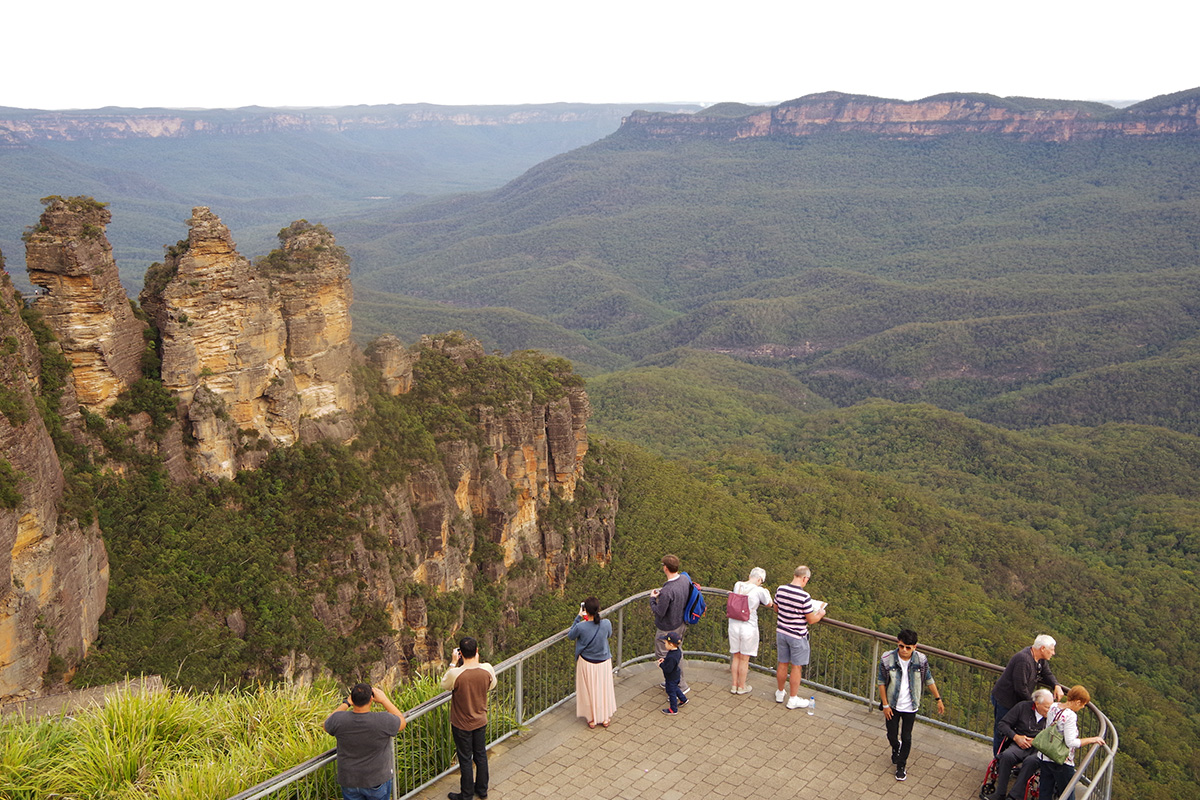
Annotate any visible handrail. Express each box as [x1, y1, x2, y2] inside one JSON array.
[[228, 586, 1117, 800]]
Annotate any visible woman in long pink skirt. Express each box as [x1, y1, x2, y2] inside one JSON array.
[[568, 596, 617, 728]]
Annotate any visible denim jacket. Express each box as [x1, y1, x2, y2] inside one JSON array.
[[877, 649, 934, 709]]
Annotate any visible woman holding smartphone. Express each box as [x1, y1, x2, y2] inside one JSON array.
[[568, 596, 617, 729]]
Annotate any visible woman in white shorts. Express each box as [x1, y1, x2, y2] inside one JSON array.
[[728, 567, 773, 694]]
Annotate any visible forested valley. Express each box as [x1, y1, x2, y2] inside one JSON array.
[[342, 91, 1200, 798]]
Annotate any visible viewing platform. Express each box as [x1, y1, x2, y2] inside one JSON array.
[[233, 588, 1116, 800], [420, 660, 988, 800]]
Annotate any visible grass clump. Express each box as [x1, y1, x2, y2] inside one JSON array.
[[0, 676, 447, 799]]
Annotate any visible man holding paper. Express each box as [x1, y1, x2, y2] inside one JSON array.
[[773, 565, 826, 710]]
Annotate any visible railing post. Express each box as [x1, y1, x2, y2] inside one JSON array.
[[616, 606, 625, 672], [868, 638, 881, 709], [515, 660, 525, 725]]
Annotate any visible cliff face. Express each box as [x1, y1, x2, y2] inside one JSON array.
[[0, 103, 699, 146], [139, 209, 356, 479], [24, 198, 145, 412], [0, 268, 108, 701], [622, 89, 1200, 142], [329, 336, 606, 682]]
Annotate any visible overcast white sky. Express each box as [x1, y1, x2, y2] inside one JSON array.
[[3, 0, 1196, 110]]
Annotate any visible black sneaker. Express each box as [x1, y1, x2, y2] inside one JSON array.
[[661, 707, 677, 715], [678, 696, 689, 706], [895, 766, 907, 781]]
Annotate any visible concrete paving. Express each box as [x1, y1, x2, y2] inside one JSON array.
[[417, 659, 990, 800]]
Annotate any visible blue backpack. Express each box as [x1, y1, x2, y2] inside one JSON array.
[[680, 572, 707, 625]]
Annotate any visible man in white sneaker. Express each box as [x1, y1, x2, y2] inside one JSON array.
[[773, 565, 825, 710]]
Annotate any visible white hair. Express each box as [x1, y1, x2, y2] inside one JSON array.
[[749, 567, 766, 583], [1033, 634, 1057, 650], [1032, 688, 1054, 704]]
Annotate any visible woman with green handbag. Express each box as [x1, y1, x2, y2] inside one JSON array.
[[1036, 685, 1105, 800]]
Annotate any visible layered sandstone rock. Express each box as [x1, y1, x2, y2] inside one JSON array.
[[0, 268, 108, 701], [259, 220, 357, 442], [291, 335, 608, 682], [623, 90, 1200, 142], [363, 335, 414, 395], [140, 208, 356, 479], [25, 197, 144, 412]]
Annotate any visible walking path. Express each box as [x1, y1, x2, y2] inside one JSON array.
[[418, 659, 989, 799]]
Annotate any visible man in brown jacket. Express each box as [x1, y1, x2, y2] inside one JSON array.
[[440, 636, 498, 800]]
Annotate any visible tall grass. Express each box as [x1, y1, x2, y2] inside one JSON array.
[[0, 676, 447, 800]]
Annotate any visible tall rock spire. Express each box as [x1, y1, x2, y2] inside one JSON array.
[[24, 196, 144, 412]]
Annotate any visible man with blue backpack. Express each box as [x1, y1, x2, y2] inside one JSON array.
[[650, 554, 703, 695]]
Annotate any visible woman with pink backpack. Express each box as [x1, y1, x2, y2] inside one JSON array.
[[727, 567, 773, 695]]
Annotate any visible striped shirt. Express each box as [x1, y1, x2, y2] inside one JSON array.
[[774, 583, 814, 639]]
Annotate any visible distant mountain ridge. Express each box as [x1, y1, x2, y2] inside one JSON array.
[[0, 102, 701, 145], [623, 87, 1200, 141]]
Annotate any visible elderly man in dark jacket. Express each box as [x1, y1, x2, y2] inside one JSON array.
[[984, 688, 1054, 800], [991, 634, 1065, 753]]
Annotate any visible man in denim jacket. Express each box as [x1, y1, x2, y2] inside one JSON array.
[[877, 629, 945, 782]]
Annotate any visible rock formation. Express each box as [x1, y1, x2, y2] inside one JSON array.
[[2, 200, 612, 697], [622, 88, 1200, 142], [24, 197, 144, 412], [0, 264, 108, 701], [259, 220, 357, 443], [140, 209, 356, 479]]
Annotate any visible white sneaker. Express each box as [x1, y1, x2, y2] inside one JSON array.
[[774, 689, 786, 703], [730, 686, 739, 694], [737, 685, 752, 694], [786, 695, 810, 709]]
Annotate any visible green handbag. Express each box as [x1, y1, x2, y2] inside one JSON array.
[[1032, 708, 1070, 765]]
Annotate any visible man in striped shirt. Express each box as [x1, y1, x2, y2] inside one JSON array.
[[774, 565, 826, 710]]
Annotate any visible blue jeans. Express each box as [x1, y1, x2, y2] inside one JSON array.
[[452, 724, 488, 798], [1040, 758, 1077, 800], [340, 779, 392, 800], [991, 694, 1011, 756], [664, 679, 687, 711]]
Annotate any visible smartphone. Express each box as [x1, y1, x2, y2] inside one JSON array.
[[579, 601, 586, 615]]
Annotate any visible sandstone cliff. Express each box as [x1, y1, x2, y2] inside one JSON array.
[[0, 264, 108, 702], [0, 103, 699, 146], [24, 197, 144, 412], [622, 87, 1200, 142], [140, 208, 356, 479], [331, 334, 605, 682]]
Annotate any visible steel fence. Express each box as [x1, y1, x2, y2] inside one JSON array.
[[228, 587, 1116, 800]]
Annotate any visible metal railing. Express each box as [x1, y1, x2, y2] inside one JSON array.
[[229, 587, 1117, 800]]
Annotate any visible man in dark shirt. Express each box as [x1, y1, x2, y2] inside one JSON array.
[[990, 634, 1064, 753], [650, 554, 691, 693], [324, 682, 407, 800], [984, 689, 1053, 800]]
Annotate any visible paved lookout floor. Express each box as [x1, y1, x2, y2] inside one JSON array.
[[419, 659, 990, 800]]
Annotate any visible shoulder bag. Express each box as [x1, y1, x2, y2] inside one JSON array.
[[1032, 707, 1070, 765], [725, 584, 751, 621]]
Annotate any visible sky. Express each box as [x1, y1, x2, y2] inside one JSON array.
[[2, 0, 1196, 110]]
